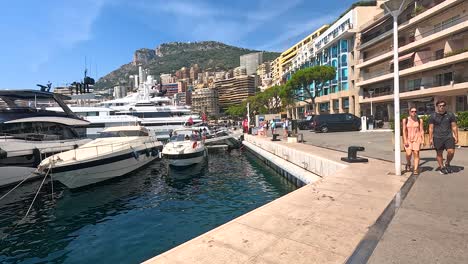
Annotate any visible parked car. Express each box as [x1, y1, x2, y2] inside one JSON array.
[[312, 113, 361, 133], [298, 115, 315, 130], [273, 118, 283, 128]]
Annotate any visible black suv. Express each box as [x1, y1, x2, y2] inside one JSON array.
[[312, 114, 361, 133], [298, 115, 315, 130]]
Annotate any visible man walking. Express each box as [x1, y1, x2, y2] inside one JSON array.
[[429, 100, 459, 174]]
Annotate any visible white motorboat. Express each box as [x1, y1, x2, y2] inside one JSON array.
[[162, 127, 207, 167], [0, 90, 91, 188], [36, 126, 163, 189]]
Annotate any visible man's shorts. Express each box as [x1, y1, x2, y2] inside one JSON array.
[[433, 137, 455, 151]]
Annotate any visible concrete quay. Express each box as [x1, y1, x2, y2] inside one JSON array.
[[144, 134, 409, 264]]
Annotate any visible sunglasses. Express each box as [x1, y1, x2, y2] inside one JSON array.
[[410, 110, 417, 113], [438, 105, 446, 107]]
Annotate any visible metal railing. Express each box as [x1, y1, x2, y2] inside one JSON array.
[[358, 9, 467, 62], [362, 75, 468, 99], [360, 51, 468, 81]]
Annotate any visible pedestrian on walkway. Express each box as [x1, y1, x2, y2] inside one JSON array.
[[282, 118, 289, 138], [242, 118, 248, 133], [402, 107, 424, 175], [270, 119, 276, 135], [429, 100, 459, 174]]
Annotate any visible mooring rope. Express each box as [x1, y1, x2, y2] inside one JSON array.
[[0, 165, 52, 242], [0, 172, 38, 201], [23, 165, 51, 220]]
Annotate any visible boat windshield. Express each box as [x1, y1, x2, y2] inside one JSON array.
[[98, 130, 148, 138], [0, 95, 63, 111], [169, 133, 199, 142]]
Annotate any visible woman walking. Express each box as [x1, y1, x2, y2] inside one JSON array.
[[402, 107, 424, 175]]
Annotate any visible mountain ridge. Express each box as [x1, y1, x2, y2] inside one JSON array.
[[95, 41, 280, 89]]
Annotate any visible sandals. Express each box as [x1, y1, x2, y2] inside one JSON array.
[[405, 164, 411, 172], [413, 169, 419, 175]]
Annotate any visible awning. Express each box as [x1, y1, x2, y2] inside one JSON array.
[[389, 52, 415, 64]]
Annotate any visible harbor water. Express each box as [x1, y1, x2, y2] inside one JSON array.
[[0, 149, 297, 264]]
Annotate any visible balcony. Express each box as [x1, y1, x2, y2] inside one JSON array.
[[315, 21, 353, 51], [357, 50, 468, 87], [357, 13, 468, 69], [358, 0, 458, 49], [361, 74, 468, 103]]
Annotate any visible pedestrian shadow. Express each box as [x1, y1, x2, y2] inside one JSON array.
[[419, 157, 436, 167], [418, 166, 434, 173], [449, 165, 464, 173]]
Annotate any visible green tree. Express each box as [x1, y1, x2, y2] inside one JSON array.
[[225, 104, 246, 117], [286, 65, 336, 112]]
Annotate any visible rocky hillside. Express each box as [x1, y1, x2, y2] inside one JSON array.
[[95, 41, 280, 89]]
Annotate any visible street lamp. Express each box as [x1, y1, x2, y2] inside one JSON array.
[[369, 90, 374, 117], [380, 0, 409, 176]]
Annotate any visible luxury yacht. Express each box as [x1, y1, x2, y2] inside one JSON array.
[[0, 90, 91, 187], [36, 126, 163, 189]]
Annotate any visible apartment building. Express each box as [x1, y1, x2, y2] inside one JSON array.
[[215, 75, 256, 112], [192, 88, 220, 117], [280, 26, 329, 84], [270, 57, 281, 86], [240, 52, 263, 75], [285, 4, 380, 117], [257, 62, 272, 91], [356, 0, 468, 121]]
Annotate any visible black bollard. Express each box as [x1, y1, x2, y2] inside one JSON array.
[[341, 146, 368, 163]]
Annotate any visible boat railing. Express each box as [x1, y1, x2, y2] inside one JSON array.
[[0, 133, 63, 142], [66, 138, 159, 161]]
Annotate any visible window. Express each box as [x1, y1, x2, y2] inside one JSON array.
[[407, 79, 421, 91], [343, 98, 349, 109], [435, 49, 444, 60], [320, 102, 330, 112], [333, 100, 339, 110], [342, 82, 348, 91], [331, 85, 338, 93], [434, 72, 453, 86], [341, 55, 347, 67], [331, 59, 338, 68], [340, 39, 348, 52], [331, 45, 338, 58], [341, 68, 348, 81]]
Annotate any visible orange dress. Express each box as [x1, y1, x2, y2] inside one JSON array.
[[405, 118, 423, 151]]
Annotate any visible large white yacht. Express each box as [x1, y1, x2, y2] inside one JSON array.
[[36, 126, 163, 189], [55, 68, 202, 140], [0, 90, 91, 188]]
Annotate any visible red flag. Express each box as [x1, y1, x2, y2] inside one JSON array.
[[187, 116, 194, 125], [201, 112, 207, 122]]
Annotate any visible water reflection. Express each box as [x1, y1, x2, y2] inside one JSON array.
[[0, 149, 296, 264]]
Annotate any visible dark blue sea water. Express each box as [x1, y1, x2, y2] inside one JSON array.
[[0, 149, 297, 264]]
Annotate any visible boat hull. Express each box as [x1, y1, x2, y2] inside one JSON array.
[[164, 149, 207, 167], [50, 148, 161, 189], [0, 167, 39, 188]]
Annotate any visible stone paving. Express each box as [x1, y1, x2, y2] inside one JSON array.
[[296, 129, 468, 263]]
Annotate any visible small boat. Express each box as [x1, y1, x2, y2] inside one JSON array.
[[162, 127, 207, 167], [36, 126, 163, 189]]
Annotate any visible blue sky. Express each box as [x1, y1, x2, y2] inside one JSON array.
[[0, 0, 360, 89]]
